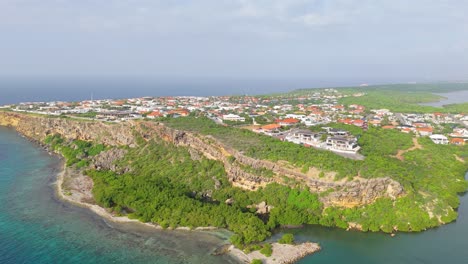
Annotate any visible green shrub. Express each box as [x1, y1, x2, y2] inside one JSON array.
[[278, 233, 294, 244], [260, 243, 272, 257]]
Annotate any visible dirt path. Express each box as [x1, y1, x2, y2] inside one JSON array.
[[394, 137, 422, 161], [454, 154, 465, 163]]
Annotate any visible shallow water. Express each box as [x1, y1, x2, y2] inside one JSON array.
[[0, 126, 236, 264]]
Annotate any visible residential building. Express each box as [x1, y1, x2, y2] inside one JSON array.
[[222, 114, 245, 122], [325, 136, 360, 153], [429, 134, 449, 144]]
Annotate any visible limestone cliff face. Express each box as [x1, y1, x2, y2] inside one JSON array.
[[134, 122, 405, 207], [0, 112, 404, 208], [0, 112, 136, 146]]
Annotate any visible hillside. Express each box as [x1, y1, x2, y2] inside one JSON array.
[[0, 111, 467, 246]]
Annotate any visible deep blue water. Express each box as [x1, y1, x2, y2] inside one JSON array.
[[0, 77, 339, 105], [0, 126, 236, 264]]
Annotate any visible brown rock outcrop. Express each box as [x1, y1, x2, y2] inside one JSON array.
[[0, 112, 405, 208], [93, 148, 129, 173]]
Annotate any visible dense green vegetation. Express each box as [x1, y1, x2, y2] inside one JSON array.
[[260, 243, 272, 257], [164, 117, 468, 232], [336, 84, 468, 113], [444, 102, 468, 113], [44, 134, 105, 167], [292, 83, 468, 95], [286, 83, 468, 113], [45, 112, 468, 245], [339, 90, 444, 113], [47, 133, 327, 246], [278, 233, 295, 244]]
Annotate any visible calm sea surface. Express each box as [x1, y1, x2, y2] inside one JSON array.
[[0, 77, 338, 105]]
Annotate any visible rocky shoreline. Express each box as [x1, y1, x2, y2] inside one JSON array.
[[49, 144, 321, 264], [1, 112, 324, 263], [228, 243, 321, 264], [54, 161, 322, 264], [55, 161, 218, 232]]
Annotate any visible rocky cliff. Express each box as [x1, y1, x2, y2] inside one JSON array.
[[0, 112, 136, 146], [0, 112, 404, 207]]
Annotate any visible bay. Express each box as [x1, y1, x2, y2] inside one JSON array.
[[420, 90, 468, 107]]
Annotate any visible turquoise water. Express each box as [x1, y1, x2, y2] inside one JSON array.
[[0, 127, 236, 264], [1, 126, 468, 264]]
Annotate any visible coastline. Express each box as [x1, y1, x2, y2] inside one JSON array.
[[54, 161, 216, 232], [0, 116, 324, 264], [53, 155, 321, 264]]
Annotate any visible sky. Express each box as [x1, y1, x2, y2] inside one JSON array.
[[0, 0, 467, 85]]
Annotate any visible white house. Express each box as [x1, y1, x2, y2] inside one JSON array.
[[429, 134, 449, 145], [285, 129, 323, 146], [325, 136, 360, 153], [222, 114, 245, 122], [450, 128, 468, 138]]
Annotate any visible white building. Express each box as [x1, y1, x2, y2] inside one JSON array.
[[222, 114, 245, 122], [429, 134, 449, 145], [325, 136, 360, 153], [285, 129, 323, 146]]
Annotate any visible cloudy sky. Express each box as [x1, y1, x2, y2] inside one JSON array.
[[1, 0, 467, 85]]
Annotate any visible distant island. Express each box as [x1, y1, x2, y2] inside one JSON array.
[[1, 83, 467, 263]]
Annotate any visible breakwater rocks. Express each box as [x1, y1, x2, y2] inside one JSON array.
[[0, 112, 404, 208]]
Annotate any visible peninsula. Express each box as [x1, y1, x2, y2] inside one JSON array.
[[1, 83, 467, 263]]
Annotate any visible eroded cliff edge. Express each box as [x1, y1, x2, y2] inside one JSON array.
[[0, 112, 404, 208]]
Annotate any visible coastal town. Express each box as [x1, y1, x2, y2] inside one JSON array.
[[1, 89, 467, 158]]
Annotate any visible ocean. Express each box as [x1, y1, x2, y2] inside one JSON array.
[[0, 77, 341, 105]]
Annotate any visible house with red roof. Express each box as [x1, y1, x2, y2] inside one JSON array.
[[275, 118, 300, 126], [416, 127, 433, 136], [450, 138, 465, 146], [401, 127, 414, 133], [256, 124, 282, 135], [147, 111, 164, 119]]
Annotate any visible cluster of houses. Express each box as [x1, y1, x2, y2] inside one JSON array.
[[3, 89, 467, 150]]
